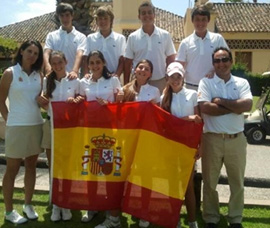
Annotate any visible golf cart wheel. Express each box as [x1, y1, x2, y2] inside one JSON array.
[[246, 127, 266, 144]]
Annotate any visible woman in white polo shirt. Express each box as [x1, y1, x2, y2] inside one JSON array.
[[80, 50, 122, 224], [0, 40, 44, 224], [37, 50, 83, 222], [161, 62, 202, 228], [122, 59, 160, 105]]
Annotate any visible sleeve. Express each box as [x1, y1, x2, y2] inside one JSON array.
[[124, 35, 134, 59], [238, 79, 253, 100], [79, 79, 86, 96], [197, 79, 212, 102], [112, 76, 122, 93], [77, 33, 87, 52], [165, 32, 176, 57], [75, 79, 80, 94], [154, 87, 161, 103], [120, 35, 126, 56], [175, 40, 187, 62], [218, 34, 229, 49], [192, 91, 198, 107], [84, 36, 91, 56], [44, 33, 53, 50]]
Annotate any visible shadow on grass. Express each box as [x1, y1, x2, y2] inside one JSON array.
[[1, 188, 270, 228]]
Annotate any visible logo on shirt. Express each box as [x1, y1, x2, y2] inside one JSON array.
[[81, 134, 122, 177]]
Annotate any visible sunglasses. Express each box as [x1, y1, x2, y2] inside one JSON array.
[[213, 57, 231, 64]]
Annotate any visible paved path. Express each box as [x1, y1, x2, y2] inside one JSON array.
[[0, 138, 270, 206]]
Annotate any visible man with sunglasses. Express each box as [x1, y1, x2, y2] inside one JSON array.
[[198, 47, 253, 228], [176, 5, 228, 91]]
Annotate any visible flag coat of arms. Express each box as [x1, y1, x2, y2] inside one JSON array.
[[51, 101, 203, 228]]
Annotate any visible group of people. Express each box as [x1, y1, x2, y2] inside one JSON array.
[[0, 1, 253, 228]]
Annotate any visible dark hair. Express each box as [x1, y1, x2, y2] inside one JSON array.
[[212, 47, 233, 64], [46, 51, 67, 98], [135, 59, 153, 73], [138, 1, 155, 15], [96, 5, 114, 28], [161, 84, 173, 113], [87, 50, 111, 80], [123, 59, 154, 102], [13, 40, 43, 72], [56, 3, 74, 16], [191, 5, 210, 21]]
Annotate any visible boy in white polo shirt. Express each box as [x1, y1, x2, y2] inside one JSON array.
[[176, 5, 228, 90], [124, 1, 176, 93], [83, 5, 126, 79], [44, 3, 86, 79]]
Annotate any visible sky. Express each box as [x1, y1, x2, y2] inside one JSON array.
[[0, 0, 269, 27]]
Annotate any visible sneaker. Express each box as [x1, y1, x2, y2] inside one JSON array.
[[23, 205, 38, 220], [139, 219, 150, 228], [5, 210, 28, 224], [205, 223, 218, 228], [61, 208, 72, 221], [229, 224, 243, 228], [51, 205, 61, 222], [95, 216, 121, 228], [189, 221, 198, 228], [81, 210, 98, 223]]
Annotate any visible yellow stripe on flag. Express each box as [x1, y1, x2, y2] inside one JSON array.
[[53, 127, 139, 182], [127, 130, 196, 200]]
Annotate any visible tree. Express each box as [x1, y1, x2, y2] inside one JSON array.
[[0, 36, 17, 59]]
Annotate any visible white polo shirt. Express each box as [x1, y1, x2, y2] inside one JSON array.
[[176, 31, 228, 86], [7, 64, 43, 126], [125, 25, 176, 81], [80, 76, 121, 102], [44, 26, 86, 72], [198, 74, 252, 134], [84, 31, 126, 74], [136, 83, 160, 103], [161, 87, 197, 118], [43, 76, 80, 116]]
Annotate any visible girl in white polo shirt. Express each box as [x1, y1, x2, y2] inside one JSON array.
[[80, 50, 122, 225], [37, 50, 83, 222], [80, 50, 122, 105], [161, 62, 202, 228], [122, 59, 160, 105]]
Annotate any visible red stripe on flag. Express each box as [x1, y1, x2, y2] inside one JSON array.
[[52, 101, 202, 149], [122, 182, 183, 228], [52, 178, 124, 210]]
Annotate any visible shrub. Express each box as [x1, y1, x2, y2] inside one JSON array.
[[231, 65, 270, 96]]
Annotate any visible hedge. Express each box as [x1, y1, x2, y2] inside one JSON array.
[[231, 69, 270, 96]]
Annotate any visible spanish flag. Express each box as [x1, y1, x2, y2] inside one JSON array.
[[51, 101, 202, 228]]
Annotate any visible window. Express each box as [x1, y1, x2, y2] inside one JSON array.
[[235, 52, 252, 72]]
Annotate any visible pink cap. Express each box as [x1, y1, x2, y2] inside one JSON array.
[[166, 62, 185, 77]]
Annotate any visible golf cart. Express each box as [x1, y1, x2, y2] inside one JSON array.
[[244, 88, 270, 144]]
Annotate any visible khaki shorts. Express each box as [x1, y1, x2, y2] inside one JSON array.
[[41, 119, 51, 149], [5, 124, 43, 159]]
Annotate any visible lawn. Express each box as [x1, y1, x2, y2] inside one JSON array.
[[0, 188, 269, 228]]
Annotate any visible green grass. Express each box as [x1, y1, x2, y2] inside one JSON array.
[[0, 188, 270, 227]]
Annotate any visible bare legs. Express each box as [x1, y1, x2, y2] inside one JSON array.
[[3, 154, 38, 212]]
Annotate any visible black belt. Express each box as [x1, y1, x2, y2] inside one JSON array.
[[185, 82, 198, 87]]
